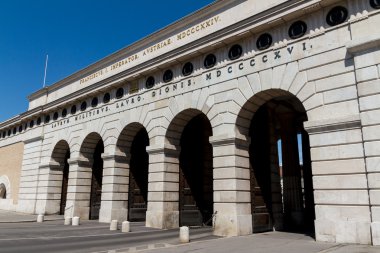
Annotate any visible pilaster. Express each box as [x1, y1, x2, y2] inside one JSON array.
[[210, 134, 252, 237], [145, 144, 180, 229], [64, 157, 92, 219], [98, 152, 129, 223], [34, 161, 62, 215]]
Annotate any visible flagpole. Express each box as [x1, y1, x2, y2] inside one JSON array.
[[43, 55, 48, 88]]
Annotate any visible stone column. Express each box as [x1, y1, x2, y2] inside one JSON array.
[[64, 157, 92, 219], [99, 152, 129, 223], [145, 144, 180, 229], [35, 161, 63, 215], [278, 112, 304, 227], [210, 134, 252, 237]]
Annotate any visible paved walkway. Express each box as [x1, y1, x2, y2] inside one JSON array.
[[136, 232, 380, 253], [0, 210, 63, 223], [0, 210, 378, 252]]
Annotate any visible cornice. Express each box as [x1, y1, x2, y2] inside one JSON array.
[[0, 0, 347, 130], [30, 0, 324, 113], [28, 0, 236, 101]]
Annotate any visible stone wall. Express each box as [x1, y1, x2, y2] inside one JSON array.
[[0, 142, 24, 209]]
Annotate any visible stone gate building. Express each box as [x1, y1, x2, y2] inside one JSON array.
[[0, 0, 380, 246]]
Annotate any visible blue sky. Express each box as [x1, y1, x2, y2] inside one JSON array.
[[0, 0, 214, 122]]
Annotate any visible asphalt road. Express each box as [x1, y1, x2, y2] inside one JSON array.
[[0, 221, 216, 253]]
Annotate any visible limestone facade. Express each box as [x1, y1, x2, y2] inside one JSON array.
[[0, 0, 379, 246]]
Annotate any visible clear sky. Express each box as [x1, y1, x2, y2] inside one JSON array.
[[0, 0, 214, 123]]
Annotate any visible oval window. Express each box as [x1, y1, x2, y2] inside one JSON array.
[[62, 109, 67, 118], [182, 62, 193, 76], [18, 125, 23, 133], [71, 105, 77, 115], [91, 97, 98, 108], [103, 93, 111, 103], [30, 120, 34, 128], [45, 115, 51, 124], [37, 117, 42, 125], [80, 101, 87, 111], [53, 112, 59, 120], [228, 44, 243, 60], [204, 54, 217, 69], [326, 6, 348, 26], [256, 33, 273, 50], [116, 88, 124, 99], [370, 0, 380, 9], [146, 76, 155, 89], [288, 21, 307, 39], [163, 70, 173, 83]]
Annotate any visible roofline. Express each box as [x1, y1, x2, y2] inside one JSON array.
[[28, 0, 233, 101]]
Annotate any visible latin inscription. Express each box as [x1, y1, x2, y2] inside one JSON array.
[[54, 41, 312, 130], [79, 15, 221, 85]]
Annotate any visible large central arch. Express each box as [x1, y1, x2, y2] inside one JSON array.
[[236, 89, 315, 234]]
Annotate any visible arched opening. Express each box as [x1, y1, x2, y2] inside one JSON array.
[[0, 183, 6, 199], [128, 128, 149, 221], [178, 113, 213, 226], [89, 139, 104, 220], [51, 140, 70, 215], [116, 123, 150, 222], [60, 150, 70, 215], [238, 91, 315, 235]]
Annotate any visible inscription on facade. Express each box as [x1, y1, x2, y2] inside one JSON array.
[[79, 15, 221, 85]]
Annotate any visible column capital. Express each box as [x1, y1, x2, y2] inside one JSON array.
[[146, 144, 180, 157], [101, 151, 130, 163], [209, 134, 250, 149], [38, 161, 60, 170], [67, 156, 92, 167]]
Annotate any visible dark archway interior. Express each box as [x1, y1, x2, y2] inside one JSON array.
[[0, 183, 6, 199], [249, 96, 315, 235], [179, 114, 213, 226], [59, 150, 70, 215], [89, 140, 104, 220], [128, 128, 149, 221]]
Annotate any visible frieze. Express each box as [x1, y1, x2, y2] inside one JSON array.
[[79, 15, 221, 85], [51, 40, 311, 131]]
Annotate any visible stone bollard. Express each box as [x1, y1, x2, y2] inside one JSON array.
[[72, 216, 80, 226], [121, 221, 130, 233], [110, 220, 118, 231], [37, 214, 44, 223], [179, 226, 190, 243], [64, 217, 72, 225]]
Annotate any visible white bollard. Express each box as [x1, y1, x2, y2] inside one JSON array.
[[179, 226, 190, 243], [121, 221, 130, 233], [37, 214, 44, 223], [72, 216, 80, 226], [110, 220, 118, 231], [64, 217, 72, 225]]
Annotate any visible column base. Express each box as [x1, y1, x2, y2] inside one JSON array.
[[146, 211, 179, 229], [315, 219, 371, 244], [64, 204, 89, 220], [35, 199, 60, 215], [99, 206, 128, 223], [16, 200, 36, 214], [214, 214, 252, 237], [372, 222, 380, 246]]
